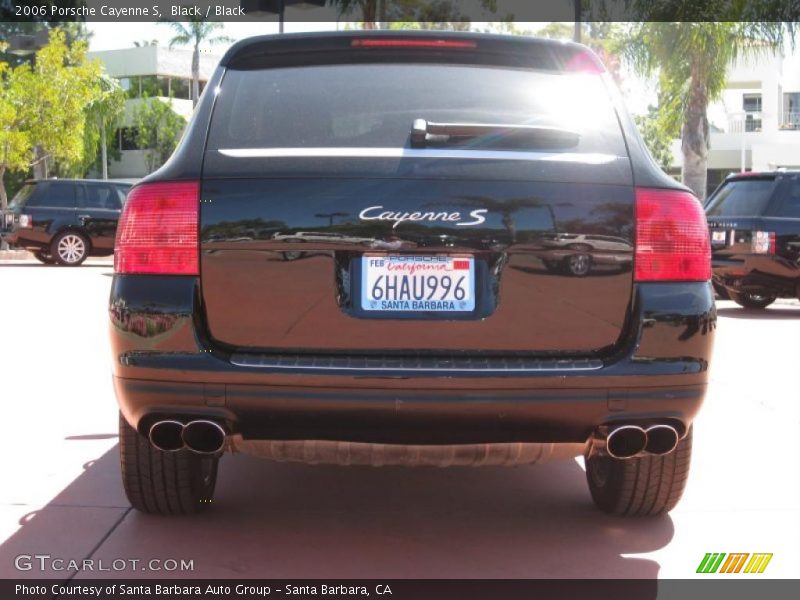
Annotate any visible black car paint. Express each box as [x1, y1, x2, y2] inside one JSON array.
[[1, 179, 130, 257], [707, 172, 800, 299], [111, 31, 714, 445]]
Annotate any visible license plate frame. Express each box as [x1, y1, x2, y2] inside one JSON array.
[[360, 254, 476, 313]]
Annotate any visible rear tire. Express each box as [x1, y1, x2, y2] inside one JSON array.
[[33, 250, 56, 265], [729, 291, 776, 309], [119, 413, 219, 515], [712, 282, 730, 300], [585, 427, 692, 517]]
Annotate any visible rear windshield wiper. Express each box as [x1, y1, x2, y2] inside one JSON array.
[[410, 119, 580, 150]]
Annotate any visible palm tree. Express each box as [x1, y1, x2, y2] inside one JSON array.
[[617, 21, 794, 200], [327, 0, 380, 28], [165, 19, 232, 107], [86, 74, 126, 179]]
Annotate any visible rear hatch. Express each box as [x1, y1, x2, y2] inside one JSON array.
[[706, 175, 779, 257], [706, 173, 800, 291], [199, 35, 635, 355]]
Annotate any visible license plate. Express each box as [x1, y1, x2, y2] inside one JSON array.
[[361, 255, 475, 312], [711, 230, 727, 243]]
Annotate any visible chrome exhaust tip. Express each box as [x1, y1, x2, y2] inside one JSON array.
[[182, 420, 227, 455], [149, 420, 185, 452], [605, 425, 648, 459], [644, 424, 680, 456]]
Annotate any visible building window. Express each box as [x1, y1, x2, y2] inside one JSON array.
[[137, 75, 170, 97], [743, 93, 762, 132], [783, 92, 800, 130], [171, 77, 192, 100], [117, 127, 141, 151]]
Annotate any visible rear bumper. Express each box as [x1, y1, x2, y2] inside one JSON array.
[[114, 375, 705, 444], [712, 255, 800, 297], [110, 276, 715, 444]]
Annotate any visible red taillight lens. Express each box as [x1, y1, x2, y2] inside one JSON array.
[[114, 181, 199, 275], [351, 39, 477, 49], [751, 231, 776, 255], [634, 188, 711, 282], [565, 50, 605, 74]]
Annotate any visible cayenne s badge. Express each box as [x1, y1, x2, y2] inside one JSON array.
[[358, 205, 488, 228]]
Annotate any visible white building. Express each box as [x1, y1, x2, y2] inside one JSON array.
[[670, 50, 800, 196], [88, 46, 222, 178]]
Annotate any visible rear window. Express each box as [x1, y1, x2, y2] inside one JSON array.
[[207, 63, 626, 156], [770, 180, 800, 218], [705, 179, 775, 217], [79, 184, 122, 210], [23, 182, 76, 209]]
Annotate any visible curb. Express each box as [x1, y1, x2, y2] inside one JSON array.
[[0, 250, 32, 260]]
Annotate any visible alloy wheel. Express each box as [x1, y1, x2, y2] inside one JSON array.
[[57, 234, 86, 264]]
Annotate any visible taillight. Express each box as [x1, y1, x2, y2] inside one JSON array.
[[634, 188, 711, 282], [18, 214, 32, 228], [752, 231, 776, 255], [114, 181, 199, 275]]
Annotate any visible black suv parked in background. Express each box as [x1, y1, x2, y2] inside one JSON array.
[[110, 32, 714, 517], [706, 171, 800, 308], [1, 178, 133, 265]]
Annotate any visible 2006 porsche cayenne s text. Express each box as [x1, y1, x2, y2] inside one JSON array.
[[111, 32, 714, 517]]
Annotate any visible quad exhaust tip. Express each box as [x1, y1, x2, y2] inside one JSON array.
[[605, 425, 648, 459], [182, 420, 227, 455], [148, 419, 227, 454], [148, 420, 185, 452], [644, 424, 679, 456], [597, 423, 681, 459]]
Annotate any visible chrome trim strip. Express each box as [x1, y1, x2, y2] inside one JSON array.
[[229, 358, 604, 373], [218, 147, 620, 164]]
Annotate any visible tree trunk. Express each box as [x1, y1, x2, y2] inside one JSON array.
[[192, 44, 200, 108], [681, 64, 710, 200], [32, 145, 47, 179], [0, 165, 7, 211], [0, 164, 6, 250], [362, 0, 377, 28], [100, 118, 108, 180]]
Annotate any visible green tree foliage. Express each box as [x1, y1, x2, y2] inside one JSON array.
[[132, 96, 187, 174], [0, 21, 91, 67], [164, 19, 231, 107], [0, 29, 108, 207], [0, 52, 31, 209], [614, 17, 794, 199], [634, 105, 676, 172]]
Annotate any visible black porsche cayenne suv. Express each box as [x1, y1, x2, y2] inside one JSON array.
[[111, 32, 714, 517], [706, 171, 800, 308], [1, 178, 132, 265]]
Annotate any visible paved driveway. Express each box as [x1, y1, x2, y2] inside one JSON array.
[[0, 262, 798, 580]]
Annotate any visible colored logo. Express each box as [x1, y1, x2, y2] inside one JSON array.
[[696, 553, 773, 574]]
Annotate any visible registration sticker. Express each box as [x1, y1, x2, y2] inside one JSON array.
[[361, 255, 475, 312]]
